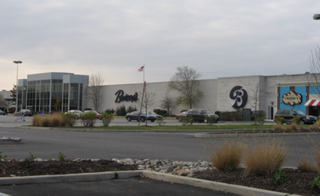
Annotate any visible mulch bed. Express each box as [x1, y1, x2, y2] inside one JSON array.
[[0, 160, 137, 177], [194, 168, 320, 196]]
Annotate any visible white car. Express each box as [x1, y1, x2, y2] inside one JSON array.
[[65, 110, 83, 118]]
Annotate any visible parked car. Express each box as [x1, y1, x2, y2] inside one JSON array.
[[186, 109, 219, 123], [126, 111, 161, 122], [19, 109, 33, 116], [274, 109, 317, 124], [83, 110, 102, 120], [65, 110, 83, 119], [0, 109, 5, 115], [176, 111, 187, 121]]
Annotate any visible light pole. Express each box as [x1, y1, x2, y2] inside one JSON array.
[[13, 60, 22, 113], [314, 14, 320, 20]]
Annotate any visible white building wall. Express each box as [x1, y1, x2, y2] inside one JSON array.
[[216, 75, 262, 112]]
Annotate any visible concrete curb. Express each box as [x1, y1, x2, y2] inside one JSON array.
[[0, 170, 301, 196], [142, 171, 299, 196], [194, 132, 320, 138]]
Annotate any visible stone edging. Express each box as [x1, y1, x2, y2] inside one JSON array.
[[0, 171, 300, 196]]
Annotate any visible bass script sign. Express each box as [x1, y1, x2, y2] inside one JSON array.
[[115, 90, 138, 103]]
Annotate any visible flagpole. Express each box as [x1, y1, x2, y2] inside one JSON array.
[[143, 64, 145, 82]]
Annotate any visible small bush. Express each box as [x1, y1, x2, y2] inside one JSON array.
[[273, 170, 291, 185], [310, 177, 320, 190], [63, 113, 77, 127], [58, 152, 66, 161], [127, 106, 136, 113], [80, 113, 97, 127], [0, 151, 7, 161], [153, 109, 167, 116], [298, 159, 318, 173], [274, 116, 285, 125], [291, 116, 301, 124], [105, 109, 115, 114], [244, 139, 286, 176], [180, 116, 193, 126], [256, 117, 265, 125], [205, 116, 218, 125], [156, 116, 166, 126], [101, 113, 114, 127], [211, 140, 244, 171], [116, 105, 126, 116]]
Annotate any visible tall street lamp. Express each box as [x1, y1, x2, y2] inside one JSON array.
[[314, 14, 320, 20], [13, 60, 22, 113]]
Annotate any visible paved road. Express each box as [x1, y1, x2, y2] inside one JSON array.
[[0, 115, 318, 167], [0, 115, 316, 196]]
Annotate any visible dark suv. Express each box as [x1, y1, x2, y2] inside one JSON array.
[[274, 109, 317, 124], [187, 109, 219, 123]]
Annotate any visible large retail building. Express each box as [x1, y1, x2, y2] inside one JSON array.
[[2, 72, 320, 119]]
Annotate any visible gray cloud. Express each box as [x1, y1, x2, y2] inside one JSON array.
[[1, 0, 320, 90]]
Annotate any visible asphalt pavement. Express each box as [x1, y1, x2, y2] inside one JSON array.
[[0, 115, 298, 196]]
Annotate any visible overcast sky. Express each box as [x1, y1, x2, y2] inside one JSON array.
[[1, 0, 320, 90]]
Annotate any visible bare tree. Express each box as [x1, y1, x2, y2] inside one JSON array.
[[250, 83, 262, 125], [160, 94, 174, 116], [308, 46, 320, 98], [137, 91, 157, 126], [168, 66, 203, 109], [86, 73, 105, 111]]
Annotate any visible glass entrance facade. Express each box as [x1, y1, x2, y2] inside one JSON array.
[[18, 72, 88, 114]]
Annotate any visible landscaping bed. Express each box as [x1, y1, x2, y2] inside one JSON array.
[[0, 159, 319, 196]]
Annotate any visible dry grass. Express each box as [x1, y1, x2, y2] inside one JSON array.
[[211, 140, 244, 171], [313, 144, 320, 173], [273, 124, 284, 132], [32, 113, 67, 127], [297, 159, 318, 173], [244, 139, 286, 176]]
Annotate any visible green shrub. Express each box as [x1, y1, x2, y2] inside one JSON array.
[[256, 117, 265, 125], [273, 170, 291, 185], [180, 116, 193, 126], [127, 106, 137, 113], [80, 113, 97, 127], [101, 113, 114, 127], [116, 105, 127, 116], [211, 140, 244, 171], [58, 152, 66, 161], [0, 151, 7, 161], [63, 113, 77, 127], [156, 116, 166, 126], [291, 116, 301, 124], [310, 177, 320, 190], [275, 116, 285, 125], [205, 116, 218, 125], [105, 109, 115, 114], [153, 109, 167, 116]]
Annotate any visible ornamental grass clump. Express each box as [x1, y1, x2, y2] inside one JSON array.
[[211, 140, 244, 171], [297, 159, 318, 173], [314, 144, 320, 173], [32, 113, 66, 127], [244, 139, 286, 176]]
